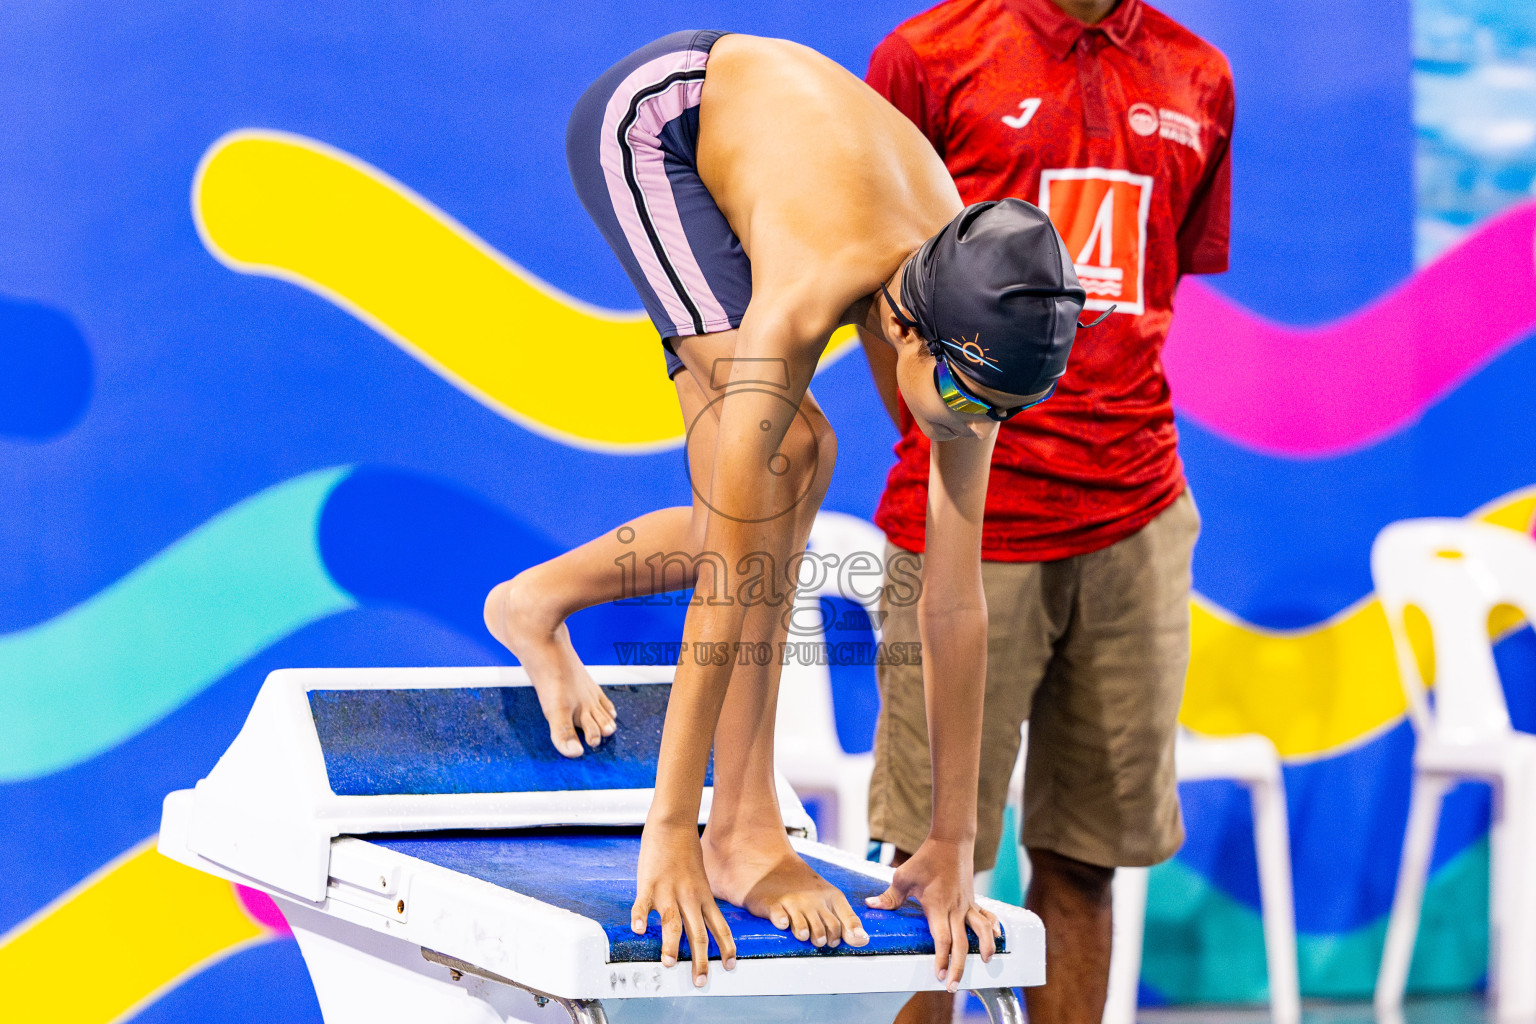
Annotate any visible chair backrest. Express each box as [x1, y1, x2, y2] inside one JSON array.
[[1370, 518, 1536, 744], [775, 512, 889, 761], [805, 511, 890, 625]]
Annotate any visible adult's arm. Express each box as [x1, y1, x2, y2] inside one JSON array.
[[866, 425, 1001, 988], [865, 32, 947, 159], [1176, 71, 1234, 275]]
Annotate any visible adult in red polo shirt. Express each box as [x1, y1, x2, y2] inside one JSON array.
[[860, 1, 1232, 1021]]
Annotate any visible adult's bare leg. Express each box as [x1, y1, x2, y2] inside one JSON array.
[[1023, 847, 1114, 1024], [883, 845, 1113, 1024], [484, 366, 724, 756]]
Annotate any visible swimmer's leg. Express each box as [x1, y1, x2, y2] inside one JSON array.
[[484, 367, 723, 757], [664, 333, 868, 948]]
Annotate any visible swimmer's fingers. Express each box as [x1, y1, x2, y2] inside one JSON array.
[[865, 876, 912, 911], [968, 904, 999, 962], [943, 906, 970, 990], [659, 904, 684, 969], [680, 904, 710, 985], [705, 901, 737, 971], [927, 905, 954, 987], [681, 896, 733, 986], [630, 892, 653, 936]]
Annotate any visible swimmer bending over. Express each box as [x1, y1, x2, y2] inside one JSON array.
[[484, 30, 1089, 988]]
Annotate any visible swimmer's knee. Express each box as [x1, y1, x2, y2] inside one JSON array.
[[687, 509, 710, 551], [812, 417, 837, 477], [794, 415, 837, 504], [483, 579, 512, 633]]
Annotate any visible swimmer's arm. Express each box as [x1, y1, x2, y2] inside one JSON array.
[[857, 326, 902, 428], [867, 427, 1000, 987], [917, 430, 994, 847]]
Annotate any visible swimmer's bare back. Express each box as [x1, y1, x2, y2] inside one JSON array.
[[696, 35, 963, 341]]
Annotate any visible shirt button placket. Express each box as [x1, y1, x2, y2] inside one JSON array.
[[1075, 32, 1112, 140]]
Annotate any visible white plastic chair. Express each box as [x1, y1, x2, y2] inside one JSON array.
[[1372, 518, 1536, 1023], [1004, 729, 1301, 1024], [774, 512, 888, 853]]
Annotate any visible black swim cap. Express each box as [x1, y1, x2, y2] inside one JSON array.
[[899, 199, 1091, 399]]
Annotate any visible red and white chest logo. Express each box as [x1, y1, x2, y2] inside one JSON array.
[[1038, 168, 1154, 316]]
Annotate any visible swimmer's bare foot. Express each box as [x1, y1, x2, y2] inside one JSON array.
[[484, 576, 616, 757], [701, 825, 869, 949]]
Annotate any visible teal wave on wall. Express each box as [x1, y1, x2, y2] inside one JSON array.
[[0, 467, 355, 782], [1142, 837, 1489, 1003]]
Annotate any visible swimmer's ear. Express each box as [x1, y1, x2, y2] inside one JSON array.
[[879, 282, 925, 346]]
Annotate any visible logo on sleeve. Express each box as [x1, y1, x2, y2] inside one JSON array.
[[1038, 168, 1154, 316]]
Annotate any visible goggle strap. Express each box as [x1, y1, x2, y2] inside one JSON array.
[[880, 282, 931, 343], [1078, 305, 1116, 329]]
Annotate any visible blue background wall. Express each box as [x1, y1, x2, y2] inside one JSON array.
[[2, 0, 1534, 1017]]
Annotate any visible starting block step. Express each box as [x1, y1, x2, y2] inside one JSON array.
[[370, 829, 1005, 962], [158, 666, 1042, 1023]]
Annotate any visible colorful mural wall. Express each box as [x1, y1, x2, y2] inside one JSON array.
[[1, 1, 1532, 1019]]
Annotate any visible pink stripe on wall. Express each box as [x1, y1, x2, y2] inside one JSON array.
[[599, 49, 730, 335], [1163, 201, 1536, 456]]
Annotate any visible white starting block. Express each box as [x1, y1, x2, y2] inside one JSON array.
[[159, 667, 1042, 1024]]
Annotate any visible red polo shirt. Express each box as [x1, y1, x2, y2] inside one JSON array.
[[868, 0, 1233, 561]]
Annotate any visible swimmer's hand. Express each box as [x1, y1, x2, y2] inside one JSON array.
[[632, 821, 737, 987], [864, 836, 1001, 992]]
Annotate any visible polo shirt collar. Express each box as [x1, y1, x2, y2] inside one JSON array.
[[1003, 0, 1145, 60]]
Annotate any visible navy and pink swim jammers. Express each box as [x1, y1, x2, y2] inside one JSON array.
[[567, 30, 749, 378]]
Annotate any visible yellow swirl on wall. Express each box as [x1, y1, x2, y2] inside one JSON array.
[[193, 130, 857, 452], [1180, 489, 1536, 757], [192, 128, 1533, 761], [0, 839, 268, 1024]]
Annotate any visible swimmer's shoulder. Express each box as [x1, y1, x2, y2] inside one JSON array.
[[708, 34, 829, 73], [705, 33, 873, 111]]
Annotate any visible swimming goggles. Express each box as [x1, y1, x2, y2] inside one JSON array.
[[933, 355, 1053, 422]]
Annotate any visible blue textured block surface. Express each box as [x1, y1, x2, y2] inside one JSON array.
[[370, 830, 1004, 962], [310, 685, 711, 795]]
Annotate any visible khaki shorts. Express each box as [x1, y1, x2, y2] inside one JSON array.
[[868, 490, 1200, 871]]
